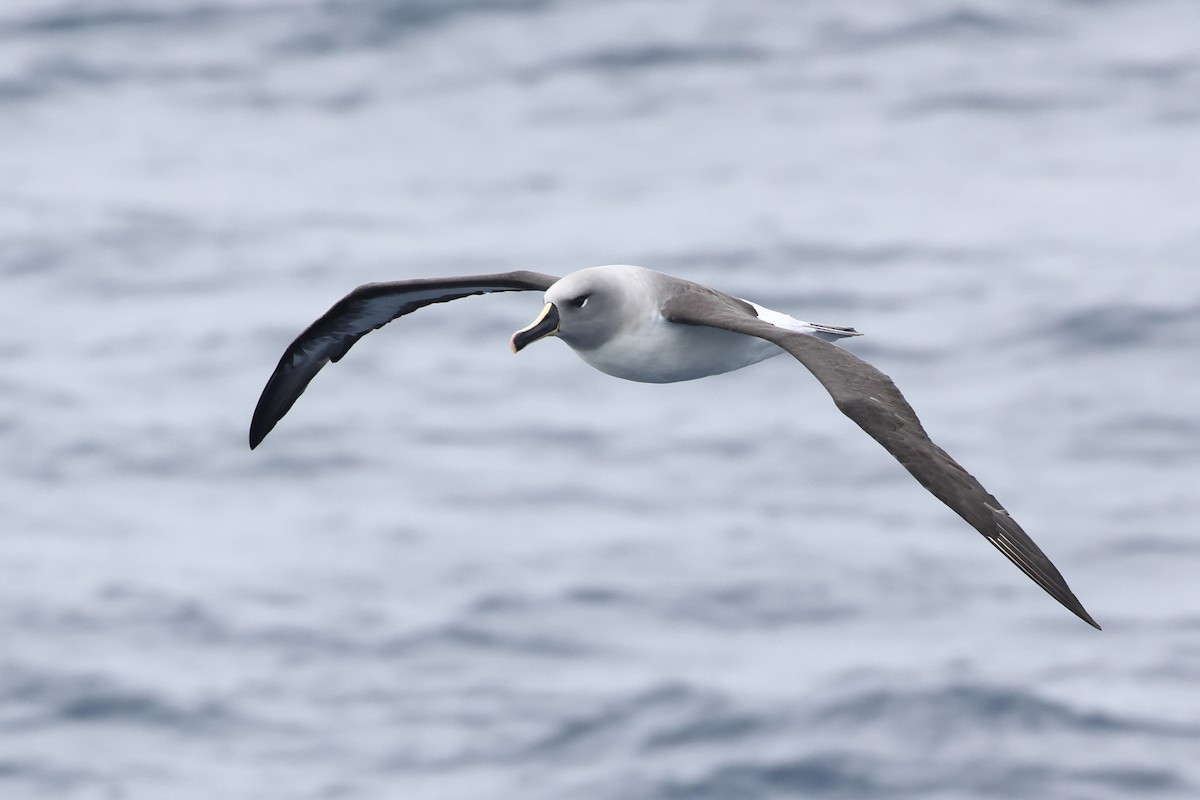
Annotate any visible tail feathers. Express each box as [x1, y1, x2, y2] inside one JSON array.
[[746, 301, 862, 342], [807, 320, 863, 340]]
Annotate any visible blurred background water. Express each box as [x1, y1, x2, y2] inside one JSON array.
[[2, 1, 1200, 798]]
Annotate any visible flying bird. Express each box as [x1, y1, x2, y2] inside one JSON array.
[[250, 264, 1099, 629]]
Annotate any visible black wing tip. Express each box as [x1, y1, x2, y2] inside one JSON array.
[[248, 392, 283, 450], [986, 510, 1101, 630], [1038, 561, 1101, 630], [1035, 573, 1101, 630], [1070, 603, 1102, 630], [248, 418, 271, 450], [1052, 589, 1101, 629]]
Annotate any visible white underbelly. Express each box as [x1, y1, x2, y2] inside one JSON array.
[[571, 321, 783, 383]]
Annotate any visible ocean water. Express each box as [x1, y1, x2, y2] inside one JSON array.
[[2, 1, 1199, 798]]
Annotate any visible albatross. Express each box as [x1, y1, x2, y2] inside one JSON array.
[[249, 264, 1100, 629]]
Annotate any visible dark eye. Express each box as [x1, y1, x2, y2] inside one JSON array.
[[568, 295, 589, 309]]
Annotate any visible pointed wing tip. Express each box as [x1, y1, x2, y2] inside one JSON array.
[[1055, 590, 1101, 629], [1075, 606, 1102, 630], [1034, 576, 1103, 631], [248, 412, 276, 450], [981, 509, 1100, 631]]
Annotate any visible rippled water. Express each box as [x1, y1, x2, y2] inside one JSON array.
[[3, 1, 1200, 798]]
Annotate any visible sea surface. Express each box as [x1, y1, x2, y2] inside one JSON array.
[[3, 1, 1200, 798]]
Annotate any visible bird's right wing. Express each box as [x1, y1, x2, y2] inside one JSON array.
[[662, 287, 1099, 629], [249, 271, 559, 449]]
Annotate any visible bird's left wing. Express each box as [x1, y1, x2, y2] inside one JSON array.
[[250, 271, 559, 449], [662, 287, 1100, 629]]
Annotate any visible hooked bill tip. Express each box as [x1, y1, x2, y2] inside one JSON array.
[[510, 302, 559, 353]]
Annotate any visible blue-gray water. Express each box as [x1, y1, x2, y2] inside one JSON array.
[[3, 1, 1199, 798]]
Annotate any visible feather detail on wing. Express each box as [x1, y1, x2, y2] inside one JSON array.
[[250, 271, 558, 448], [662, 288, 1099, 629]]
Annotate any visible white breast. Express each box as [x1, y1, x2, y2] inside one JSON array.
[[570, 315, 783, 384]]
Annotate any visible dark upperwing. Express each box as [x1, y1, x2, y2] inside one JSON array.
[[662, 287, 1100, 629], [249, 271, 559, 449]]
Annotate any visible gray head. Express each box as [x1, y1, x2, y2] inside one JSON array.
[[510, 265, 646, 353]]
